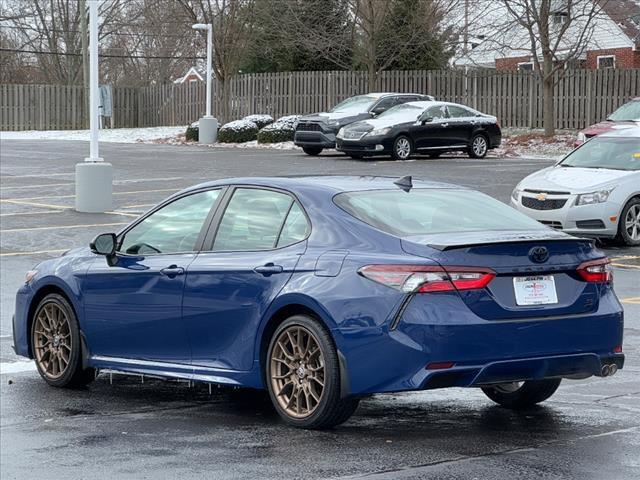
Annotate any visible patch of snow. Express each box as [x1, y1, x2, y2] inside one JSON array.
[[260, 115, 300, 132], [0, 360, 36, 375], [219, 119, 258, 132], [243, 114, 274, 124], [0, 126, 185, 143], [211, 140, 299, 150]]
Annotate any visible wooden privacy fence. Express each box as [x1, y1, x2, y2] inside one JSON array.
[[1, 69, 638, 131]]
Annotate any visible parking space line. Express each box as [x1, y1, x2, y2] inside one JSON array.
[[106, 211, 140, 218], [0, 210, 63, 217], [2, 188, 178, 202], [1, 222, 127, 233], [0, 199, 72, 210], [0, 172, 74, 178], [621, 297, 640, 305], [121, 203, 155, 209], [1, 182, 75, 190], [0, 249, 68, 257]]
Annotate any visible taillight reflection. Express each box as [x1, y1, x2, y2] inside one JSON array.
[[358, 265, 495, 293]]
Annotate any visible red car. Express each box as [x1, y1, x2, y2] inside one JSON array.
[[575, 98, 639, 146]]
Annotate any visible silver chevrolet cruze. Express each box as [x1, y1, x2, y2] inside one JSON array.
[[511, 126, 640, 246]]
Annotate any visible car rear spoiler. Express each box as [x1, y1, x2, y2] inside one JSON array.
[[403, 230, 595, 251]]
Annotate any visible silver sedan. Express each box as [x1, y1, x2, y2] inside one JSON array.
[[511, 126, 640, 246]]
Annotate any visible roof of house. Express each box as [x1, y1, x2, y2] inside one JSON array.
[[173, 66, 203, 84], [454, 0, 640, 68]]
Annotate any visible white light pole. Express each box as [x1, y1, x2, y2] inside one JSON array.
[[192, 23, 218, 144], [75, 0, 113, 213]]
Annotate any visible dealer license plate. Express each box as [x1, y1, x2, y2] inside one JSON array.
[[513, 275, 558, 306]]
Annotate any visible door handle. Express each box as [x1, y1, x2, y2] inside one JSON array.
[[441, 123, 449, 127], [160, 265, 185, 277], [254, 263, 284, 276]]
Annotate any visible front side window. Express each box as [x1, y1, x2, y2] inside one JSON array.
[[119, 189, 220, 255], [334, 189, 545, 236], [213, 188, 309, 251], [560, 137, 640, 171], [423, 105, 449, 121]]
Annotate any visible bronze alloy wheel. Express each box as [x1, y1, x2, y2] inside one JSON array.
[[33, 301, 72, 379], [270, 325, 325, 419]]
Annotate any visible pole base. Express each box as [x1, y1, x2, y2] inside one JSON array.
[[75, 161, 113, 213], [199, 116, 218, 144]]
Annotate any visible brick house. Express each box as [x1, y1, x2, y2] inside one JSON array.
[[455, 0, 640, 71]]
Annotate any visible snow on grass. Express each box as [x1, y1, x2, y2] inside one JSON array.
[[0, 126, 185, 143]]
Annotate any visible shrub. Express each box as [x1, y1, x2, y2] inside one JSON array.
[[217, 119, 259, 143], [257, 115, 301, 144], [242, 114, 274, 129], [185, 121, 199, 142]]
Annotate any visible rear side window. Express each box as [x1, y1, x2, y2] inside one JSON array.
[[334, 189, 546, 236], [447, 105, 474, 118], [213, 188, 309, 251]]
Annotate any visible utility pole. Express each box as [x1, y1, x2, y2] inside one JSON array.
[[75, 0, 113, 213], [80, 0, 89, 128]]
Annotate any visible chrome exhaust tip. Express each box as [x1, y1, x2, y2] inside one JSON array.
[[601, 364, 611, 377], [609, 364, 618, 376]]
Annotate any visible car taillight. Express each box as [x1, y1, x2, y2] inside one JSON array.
[[357, 265, 495, 293], [577, 258, 612, 283]]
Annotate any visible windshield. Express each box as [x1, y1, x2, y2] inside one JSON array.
[[560, 137, 640, 171], [334, 189, 546, 236], [607, 100, 640, 121], [330, 95, 378, 114], [377, 103, 423, 118]]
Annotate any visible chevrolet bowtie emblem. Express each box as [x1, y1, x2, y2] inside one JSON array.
[[536, 192, 548, 201]]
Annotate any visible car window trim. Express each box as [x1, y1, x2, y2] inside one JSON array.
[[115, 186, 227, 257], [202, 184, 312, 253]]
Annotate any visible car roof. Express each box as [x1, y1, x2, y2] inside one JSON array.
[[598, 125, 640, 138], [365, 92, 428, 98], [181, 176, 463, 196], [404, 100, 476, 110]]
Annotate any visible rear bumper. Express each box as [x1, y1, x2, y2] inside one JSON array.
[[337, 289, 624, 395]]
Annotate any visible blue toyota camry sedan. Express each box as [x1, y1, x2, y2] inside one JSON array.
[[13, 176, 624, 429]]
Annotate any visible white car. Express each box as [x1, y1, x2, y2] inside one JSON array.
[[511, 127, 640, 246]]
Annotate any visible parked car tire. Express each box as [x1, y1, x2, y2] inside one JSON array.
[[481, 379, 561, 408], [266, 314, 359, 429], [468, 134, 489, 159], [616, 197, 640, 246], [302, 147, 323, 156], [31, 293, 95, 388], [391, 135, 413, 160]]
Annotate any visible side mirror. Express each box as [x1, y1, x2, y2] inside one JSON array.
[[371, 106, 385, 115], [420, 116, 433, 125], [90, 233, 117, 256]]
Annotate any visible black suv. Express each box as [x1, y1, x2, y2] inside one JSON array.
[[294, 93, 433, 155]]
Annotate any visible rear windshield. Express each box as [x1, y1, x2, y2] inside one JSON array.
[[334, 189, 546, 236], [607, 100, 640, 121], [560, 136, 640, 171]]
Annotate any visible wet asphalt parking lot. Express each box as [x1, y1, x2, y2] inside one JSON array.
[[1, 139, 639, 479]]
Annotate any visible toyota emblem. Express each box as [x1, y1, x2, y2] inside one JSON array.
[[529, 246, 549, 263]]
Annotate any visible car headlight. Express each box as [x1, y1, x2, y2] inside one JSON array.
[[511, 188, 521, 202], [575, 188, 614, 206], [577, 132, 587, 142], [327, 119, 340, 128], [336, 127, 345, 139], [366, 127, 391, 137], [25, 270, 38, 284]]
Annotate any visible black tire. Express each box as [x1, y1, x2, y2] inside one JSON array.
[[302, 147, 323, 156], [265, 315, 359, 429], [468, 133, 489, 159], [428, 151, 442, 159], [31, 293, 95, 388], [615, 197, 640, 246], [391, 135, 413, 160], [481, 379, 561, 409]]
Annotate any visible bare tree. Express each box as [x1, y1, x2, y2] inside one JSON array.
[[463, 0, 608, 136], [176, 0, 254, 123]]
